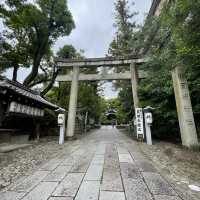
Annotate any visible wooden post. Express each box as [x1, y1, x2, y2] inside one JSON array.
[[130, 63, 139, 111], [84, 111, 88, 134], [36, 123, 40, 141], [0, 101, 4, 127], [172, 66, 199, 148]]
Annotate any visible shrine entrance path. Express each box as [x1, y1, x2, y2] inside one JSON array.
[[1, 127, 185, 200]]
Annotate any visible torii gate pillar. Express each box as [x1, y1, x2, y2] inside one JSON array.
[[130, 62, 139, 111], [172, 66, 199, 148], [66, 66, 79, 139]]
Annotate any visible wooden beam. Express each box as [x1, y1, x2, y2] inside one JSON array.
[[56, 57, 146, 68]]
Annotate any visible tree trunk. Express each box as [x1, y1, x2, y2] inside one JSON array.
[[41, 66, 59, 96], [23, 54, 42, 86], [23, 38, 48, 87]]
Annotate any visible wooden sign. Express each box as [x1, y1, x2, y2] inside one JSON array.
[[135, 108, 144, 140], [9, 101, 44, 117]]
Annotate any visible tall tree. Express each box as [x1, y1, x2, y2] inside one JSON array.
[[108, 0, 138, 123], [0, 0, 75, 85], [108, 0, 138, 57]]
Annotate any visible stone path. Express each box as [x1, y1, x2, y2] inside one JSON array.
[[1, 127, 186, 200]]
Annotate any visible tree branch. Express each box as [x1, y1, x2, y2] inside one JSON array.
[[40, 64, 59, 96]]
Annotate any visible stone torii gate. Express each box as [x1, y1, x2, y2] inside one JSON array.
[[56, 57, 145, 139], [56, 57, 199, 148]]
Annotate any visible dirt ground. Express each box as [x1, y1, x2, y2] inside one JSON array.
[[138, 140, 200, 199]]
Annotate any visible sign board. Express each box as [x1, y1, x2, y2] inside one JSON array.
[[135, 108, 144, 139], [9, 101, 44, 117], [145, 113, 153, 124], [58, 114, 65, 125]]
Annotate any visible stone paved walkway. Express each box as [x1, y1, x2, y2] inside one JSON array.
[[1, 127, 186, 200]]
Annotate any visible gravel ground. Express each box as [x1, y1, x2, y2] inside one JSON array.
[[138, 141, 200, 199], [0, 137, 73, 191]]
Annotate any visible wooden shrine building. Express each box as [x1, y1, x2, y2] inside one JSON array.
[[0, 77, 59, 143]]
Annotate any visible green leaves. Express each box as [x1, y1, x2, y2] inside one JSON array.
[[0, 0, 75, 85]]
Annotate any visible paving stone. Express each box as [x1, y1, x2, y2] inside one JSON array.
[[104, 144, 120, 170], [95, 145, 106, 155], [40, 159, 63, 171], [84, 164, 103, 181], [137, 161, 156, 172], [120, 162, 141, 179], [75, 181, 100, 200], [129, 151, 146, 162], [70, 154, 93, 173], [118, 154, 134, 163], [0, 191, 25, 200], [21, 182, 58, 200], [73, 148, 85, 155], [3, 128, 187, 200], [52, 173, 84, 197], [99, 191, 126, 200], [43, 166, 72, 182], [101, 168, 124, 192], [123, 178, 153, 200], [49, 197, 73, 200], [117, 147, 129, 154], [143, 172, 177, 196], [91, 155, 105, 165], [61, 154, 82, 166], [11, 170, 49, 192], [154, 195, 182, 200], [104, 158, 119, 170]]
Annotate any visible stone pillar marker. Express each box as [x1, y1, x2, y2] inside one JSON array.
[[130, 62, 139, 110], [66, 66, 79, 139], [172, 66, 199, 148]]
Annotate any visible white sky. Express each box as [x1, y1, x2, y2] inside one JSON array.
[[2, 0, 152, 98]]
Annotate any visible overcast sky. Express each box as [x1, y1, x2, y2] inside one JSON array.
[[54, 0, 152, 99], [54, 0, 151, 57], [3, 0, 152, 98]]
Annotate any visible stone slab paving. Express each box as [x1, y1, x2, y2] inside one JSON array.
[[1, 191, 25, 200], [52, 173, 84, 197], [0, 127, 190, 200], [84, 164, 103, 181], [154, 195, 182, 200], [70, 152, 94, 173], [118, 153, 134, 163], [74, 181, 100, 200], [99, 191, 126, 200], [101, 168, 124, 192], [11, 170, 49, 192], [43, 165, 72, 182], [120, 162, 141, 179], [39, 159, 63, 171], [49, 197, 73, 200], [91, 155, 104, 165], [22, 182, 58, 200]]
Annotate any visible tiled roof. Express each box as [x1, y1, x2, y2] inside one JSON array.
[[0, 78, 58, 110]]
